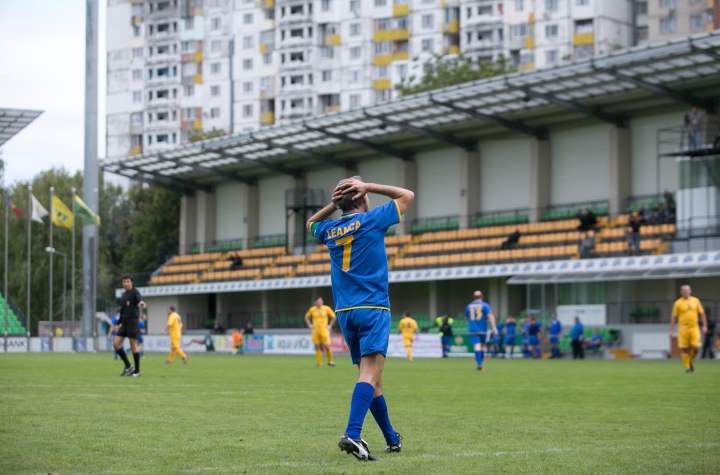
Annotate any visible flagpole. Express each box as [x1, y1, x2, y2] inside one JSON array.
[[49, 187, 54, 352], [27, 186, 32, 345], [71, 188, 76, 340], [4, 188, 9, 352]]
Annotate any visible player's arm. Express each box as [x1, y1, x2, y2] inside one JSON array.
[[106, 324, 115, 339], [488, 312, 497, 334], [306, 202, 338, 231], [669, 305, 678, 337], [332, 180, 415, 215], [700, 311, 708, 334], [327, 308, 336, 329]]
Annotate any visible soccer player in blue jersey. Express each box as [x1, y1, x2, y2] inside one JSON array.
[[138, 313, 147, 358], [504, 315, 516, 358], [528, 315, 542, 358], [492, 318, 505, 358], [307, 176, 414, 462], [548, 313, 562, 358], [520, 318, 531, 358], [107, 308, 121, 360], [464, 291, 497, 371]]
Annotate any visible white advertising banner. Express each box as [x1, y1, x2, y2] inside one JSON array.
[[5, 337, 28, 352], [139, 335, 212, 353], [263, 334, 315, 355], [386, 334, 443, 358], [557, 304, 607, 326]]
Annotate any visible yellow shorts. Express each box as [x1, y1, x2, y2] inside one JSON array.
[[312, 329, 331, 346], [677, 326, 701, 349], [170, 337, 181, 350], [403, 336, 413, 347]]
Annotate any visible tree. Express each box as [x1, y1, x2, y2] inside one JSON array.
[[394, 53, 515, 97], [188, 127, 226, 143]]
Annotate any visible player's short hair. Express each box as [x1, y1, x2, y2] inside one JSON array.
[[334, 175, 364, 212], [121, 274, 133, 282], [403, 311, 410, 317], [315, 296, 322, 301], [116, 307, 121, 313], [169, 306, 176, 312], [473, 290, 482, 299]]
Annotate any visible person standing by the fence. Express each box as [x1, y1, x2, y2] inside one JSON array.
[[163, 306, 188, 365], [571, 317, 584, 360]]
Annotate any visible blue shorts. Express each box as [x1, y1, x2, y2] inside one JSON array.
[[441, 336, 452, 347], [337, 308, 391, 365], [549, 335, 559, 344], [470, 333, 490, 346], [522, 338, 529, 346], [138, 335, 144, 344], [493, 336, 502, 345], [504, 335, 515, 346], [529, 335, 539, 346]]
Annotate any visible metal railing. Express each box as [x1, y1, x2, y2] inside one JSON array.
[[185, 312, 222, 330], [622, 192, 675, 214], [540, 199, 609, 221], [606, 299, 719, 324]]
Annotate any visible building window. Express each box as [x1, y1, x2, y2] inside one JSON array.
[[157, 134, 169, 143], [350, 94, 361, 108], [690, 14, 703, 31], [132, 47, 143, 58], [211, 85, 220, 96], [211, 40, 222, 52], [545, 0, 558, 10], [515, 0, 523, 11], [350, 46, 361, 58], [133, 25, 141, 37], [545, 49, 558, 63], [575, 44, 592, 58], [243, 81, 253, 92], [375, 0, 387, 6], [211, 17, 222, 30], [184, 18, 194, 29], [181, 41, 197, 52], [243, 59, 253, 70], [184, 85, 194, 96], [260, 77, 270, 90], [243, 36, 253, 49], [546, 24, 558, 38], [211, 62, 222, 73], [262, 53, 272, 64], [636, 1, 647, 14], [244, 13, 253, 24], [421, 38, 434, 51], [375, 65, 389, 78], [374, 89, 390, 103], [659, 0, 675, 7], [396, 63, 407, 78], [421, 14, 434, 28], [183, 108, 194, 120], [211, 0, 221, 6], [322, 70, 332, 81], [211, 108, 221, 118], [348, 70, 360, 83], [182, 62, 197, 76], [132, 91, 142, 103], [132, 69, 142, 80], [242, 104, 253, 117], [660, 17, 677, 33], [576, 0, 589, 4], [147, 135, 152, 145], [512, 24, 527, 38], [321, 0, 331, 11], [130, 112, 143, 125], [636, 26, 648, 41], [422, 0, 433, 3], [350, 23, 361, 36]]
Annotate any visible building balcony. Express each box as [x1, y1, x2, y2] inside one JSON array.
[[573, 32, 594, 46], [373, 51, 409, 66], [322, 105, 340, 114], [260, 0, 275, 8], [260, 19, 275, 31], [128, 146, 143, 157], [525, 37, 535, 49], [131, 16, 143, 26], [443, 45, 460, 55], [393, 4, 409, 16], [148, 31, 180, 42], [259, 112, 275, 124], [442, 21, 459, 34], [324, 34, 341, 46], [373, 79, 391, 90], [374, 28, 409, 42], [181, 118, 202, 131]]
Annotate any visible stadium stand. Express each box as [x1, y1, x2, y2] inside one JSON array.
[[147, 215, 675, 285], [0, 294, 27, 335]]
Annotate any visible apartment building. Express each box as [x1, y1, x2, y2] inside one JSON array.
[[109, 0, 715, 160]]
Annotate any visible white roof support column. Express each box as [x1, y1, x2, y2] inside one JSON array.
[[196, 191, 217, 253], [288, 177, 307, 250], [242, 184, 259, 249], [179, 195, 197, 256], [428, 281, 438, 323], [609, 127, 633, 216], [395, 160, 417, 236], [459, 150, 481, 230], [529, 139, 552, 223]]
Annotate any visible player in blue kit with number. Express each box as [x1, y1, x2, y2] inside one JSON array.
[[308, 176, 414, 462], [464, 291, 497, 371], [548, 313, 562, 358]]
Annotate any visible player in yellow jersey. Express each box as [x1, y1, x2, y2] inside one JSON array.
[[398, 312, 419, 361], [669, 285, 708, 373], [163, 306, 188, 364], [305, 296, 337, 367]]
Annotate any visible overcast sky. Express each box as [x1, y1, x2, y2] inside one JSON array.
[[1, 0, 108, 186]]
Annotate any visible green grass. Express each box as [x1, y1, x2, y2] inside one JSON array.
[[1, 354, 719, 474]]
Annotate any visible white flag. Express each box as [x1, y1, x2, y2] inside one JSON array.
[[31, 194, 49, 223]]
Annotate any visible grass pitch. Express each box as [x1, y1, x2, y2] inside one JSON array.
[[0, 353, 719, 474]]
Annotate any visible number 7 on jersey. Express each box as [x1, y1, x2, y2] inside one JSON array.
[[335, 235, 354, 271]]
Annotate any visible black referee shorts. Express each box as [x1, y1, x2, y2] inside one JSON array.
[[116, 318, 141, 340]]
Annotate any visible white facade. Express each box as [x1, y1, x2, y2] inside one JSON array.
[[107, 0, 639, 160]]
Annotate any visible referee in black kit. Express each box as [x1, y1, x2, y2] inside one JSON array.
[[114, 274, 146, 377]]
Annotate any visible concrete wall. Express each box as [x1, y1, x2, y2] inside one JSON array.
[[630, 111, 684, 195], [479, 138, 531, 211], [143, 296, 180, 334], [258, 175, 292, 235], [551, 124, 611, 204], [357, 158, 398, 208], [415, 148, 461, 218], [215, 183, 245, 240]]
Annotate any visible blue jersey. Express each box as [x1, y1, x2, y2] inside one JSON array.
[[505, 322, 516, 336], [495, 323, 504, 336], [110, 314, 120, 334], [549, 320, 562, 336], [571, 322, 584, 340], [310, 200, 401, 312], [465, 300, 492, 333], [139, 319, 146, 332]]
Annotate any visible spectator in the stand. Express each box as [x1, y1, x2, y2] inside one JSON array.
[[501, 229, 521, 250], [571, 316, 585, 359], [584, 329, 602, 350], [438, 315, 453, 358], [578, 208, 598, 232], [701, 318, 716, 359], [244, 322, 254, 335], [579, 232, 595, 259], [629, 212, 643, 255], [624, 226, 635, 256], [687, 107, 704, 149], [664, 190, 675, 208], [667, 202, 677, 224], [227, 252, 243, 271], [641, 205, 653, 224], [212, 319, 224, 335], [656, 205, 667, 225]]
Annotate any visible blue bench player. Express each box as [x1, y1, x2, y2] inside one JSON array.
[[308, 176, 414, 461], [528, 315, 542, 358], [504, 315, 516, 358], [492, 318, 505, 358], [548, 313, 562, 358], [464, 291, 497, 371]]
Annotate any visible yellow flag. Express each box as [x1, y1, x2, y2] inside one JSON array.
[[52, 196, 73, 230]]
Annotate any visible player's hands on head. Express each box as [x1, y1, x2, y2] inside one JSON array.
[[332, 178, 368, 202]]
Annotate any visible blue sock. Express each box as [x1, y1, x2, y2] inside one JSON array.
[[369, 395, 398, 444], [345, 382, 375, 440], [474, 350, 481, 366], [479, 350, 485, 366]]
